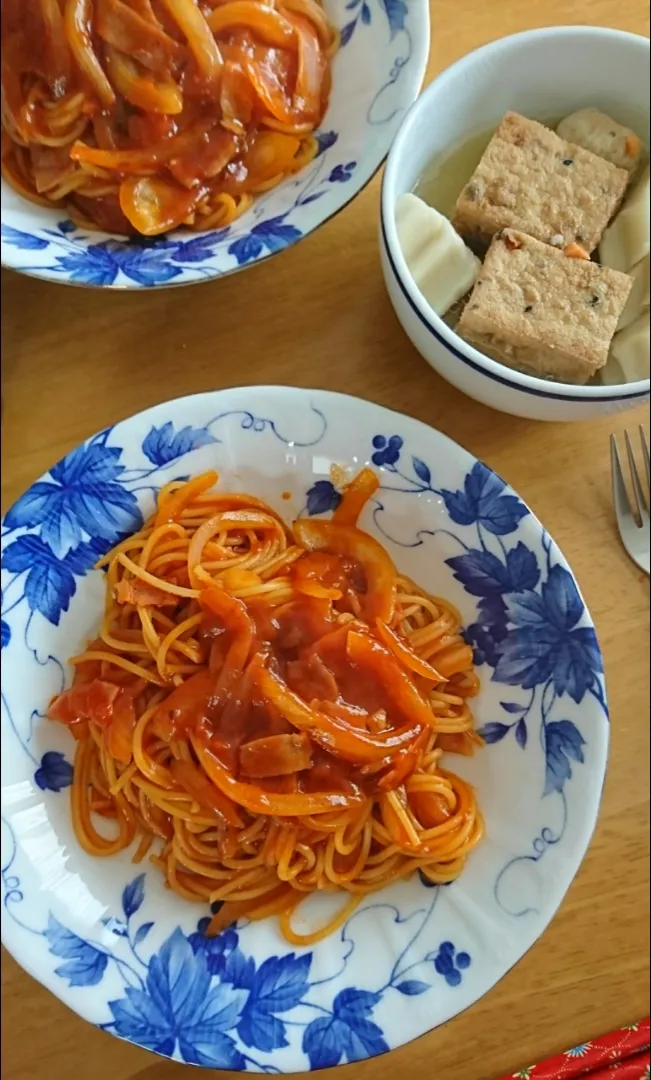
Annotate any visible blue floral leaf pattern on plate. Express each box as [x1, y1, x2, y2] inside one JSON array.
[[451, 545, 536, 604], [222, 944, 256, 991], [133, 922, 154, 947], [177, 1032, 244, 1070], [5, 441, 143, 557], [395, 980, 429, 995], [170, 233, 228, 263], [1, 225, 49, 251], [57, 481, 137, 552], [53, 244, 120, 286], [544, 720, 586, 795], [505, 590, 548, 627], [122, 875, 146, 919], [505, 543, 540, 592], [66, 487, 135, 536], [551, 626, 602, 703], [34, 752, 73, 792], [112, 248, 184, 287], [188, 922, 239, 977], [303, 1015, 346, 1069], [109, 929, 247, 1067], [540, 564, 585, 634], [142, 422, 217, 466], [2, 534, 57, 574], [315, 131, 338, 156], [501, 702, 527, 714], [334, 989, 389, 1059], [297, 191, 325, 206], [446, 549, 510, 596], [1, 619, 10, 649], [303, 988, 388, 1068], [306, 480, 342, 515], [515, 718, 528, 749], [492, 626, 560, 691], [3, 482, 64, 531], [441, 462, 528, 536], [462, 461, 506, 507], [50, 442, 123, 485], [480, 494, 529, 537], [44, 916, 108, 987], [237, 953, 311, 1052], [49, 444, 142, 553], [3, 535, 77, 625], [228, 233, 265, 266], [380, 0, 407, 35], [248, 952, 311, 1011], [39, 498, 83, 555], [64, 540, 105, 575], [237, 1008, 287, 1053], [439, 489, 476, 526], [250, 216, 302, 254], [340, 19, 356, 45], [497, 567, 602, 701], [411, 456, 431, 485], [476, 722, 510, 744]]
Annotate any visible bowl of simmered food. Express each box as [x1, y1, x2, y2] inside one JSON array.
[[0, 0, 429, 289], [380, 26, 650, 421]]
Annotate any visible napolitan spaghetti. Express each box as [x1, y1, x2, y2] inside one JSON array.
[[47, 468, 484, 945], [1, 0, 337, 236]]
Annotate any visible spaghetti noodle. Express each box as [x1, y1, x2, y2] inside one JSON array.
[[1, 0, 337, 236], [48, 468, 484, 944]]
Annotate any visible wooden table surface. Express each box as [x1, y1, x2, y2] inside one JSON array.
[[1, 1, 650, 1077]]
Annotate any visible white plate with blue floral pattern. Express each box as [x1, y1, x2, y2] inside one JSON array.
[[1, 387, 608, 1071], [0, 1, 428, 290]]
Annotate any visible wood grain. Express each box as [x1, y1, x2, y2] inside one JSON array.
[[1, 1, 649, 1077]]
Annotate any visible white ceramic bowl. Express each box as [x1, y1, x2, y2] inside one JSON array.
[[380, 27, 651, 422], [1, 387, 608, 1070], [0, 0, 428, 289]]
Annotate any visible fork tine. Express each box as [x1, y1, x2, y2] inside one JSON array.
[[611, 433, 632, 525], [624, 429, 647, 520], [640, 426, 650, 493]]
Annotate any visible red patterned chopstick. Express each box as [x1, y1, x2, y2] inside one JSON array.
[[588, 1051, 650, 1078], [500, 1018, 650, 1079]]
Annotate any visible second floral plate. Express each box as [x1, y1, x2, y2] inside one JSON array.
[[0, 387, 608, 1071], [0, 0, 429, 289]]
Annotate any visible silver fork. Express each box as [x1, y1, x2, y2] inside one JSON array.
[[610, 426, 650, 575]]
